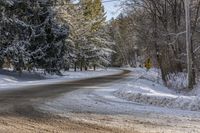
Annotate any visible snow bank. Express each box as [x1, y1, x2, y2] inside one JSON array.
[[124, 67, 162, 83], [115, 68, 200, 111], [189, 83, 200, 96]]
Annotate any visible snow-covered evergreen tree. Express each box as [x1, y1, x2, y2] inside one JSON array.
[[54, 0, 114, 71], [0, 0, 70, 74], [77, 0, 113, 70]]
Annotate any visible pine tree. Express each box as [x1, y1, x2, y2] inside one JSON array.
[[78, 0, 112, 70], [0, 0, 70, 74], [49, 0, 114, 71]]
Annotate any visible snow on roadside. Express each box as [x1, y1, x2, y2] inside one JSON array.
[[166, 72, 187, 90], [115, 68, 200, 111], [0, 68, 121, 91], [189, 83, 200, 96]]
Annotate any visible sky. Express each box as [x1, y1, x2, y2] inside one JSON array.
[[73, 0, 122, 21], [102, 1, 122, 20]]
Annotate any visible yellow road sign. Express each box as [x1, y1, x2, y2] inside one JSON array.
[[145, 58, 152, 70]]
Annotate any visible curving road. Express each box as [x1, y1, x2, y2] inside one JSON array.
[[0, 70, 138, 133], [0, 70, 131, 116], [0, 69, 200, 133]]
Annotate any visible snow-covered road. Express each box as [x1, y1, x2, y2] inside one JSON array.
[[38, 68, 200, 133], [1, 68, 200, 132], [0, 68, 121, 91], [0, 69, 134, 133]]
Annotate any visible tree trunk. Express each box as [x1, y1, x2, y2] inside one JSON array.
[[84, 66, 87, 71], [74, 62, 77, 72], [152, 8, 167, 84], [80, 61, 83, 71], [185, 0, 194, 89]]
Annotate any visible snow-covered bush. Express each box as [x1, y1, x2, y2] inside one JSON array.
[[166, 73, 187, 90]]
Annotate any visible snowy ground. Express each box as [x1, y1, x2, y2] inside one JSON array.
[[36, 67, 200, 133], [38, 68, 200, 115], [0, 68, 121, 91], [2, 67, 200, 132], [115, 68, 200, 112], [39, 68, 200, 113]]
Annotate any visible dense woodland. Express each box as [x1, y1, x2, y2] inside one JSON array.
[[0, 0, 200, 89], [111, 0, 200, 89], [0, 0, 113, 75]]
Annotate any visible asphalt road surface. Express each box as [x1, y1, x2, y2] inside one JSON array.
[[0, 70, 137, 133], [0, 70, 130, 112], [0, 70, 199, 133]]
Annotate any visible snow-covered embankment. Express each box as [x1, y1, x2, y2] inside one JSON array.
[[115, 68, 200, 111]]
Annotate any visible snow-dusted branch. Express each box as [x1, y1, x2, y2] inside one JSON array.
[[166, 31, 186, 46]]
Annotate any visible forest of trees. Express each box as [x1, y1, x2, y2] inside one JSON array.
[[1, 0, 200, 89], [110, 0, 200, 89], [0, 0, 113, 74]]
